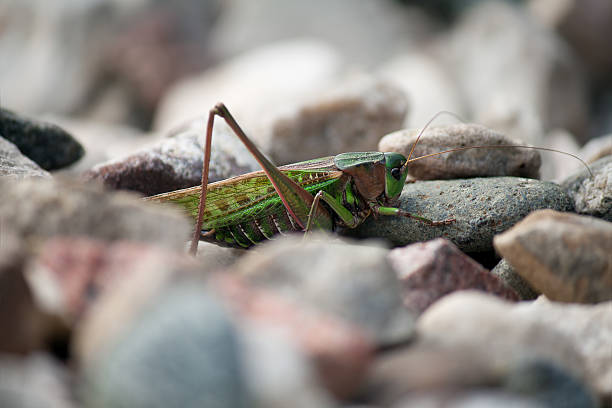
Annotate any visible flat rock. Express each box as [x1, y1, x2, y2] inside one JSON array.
[[512, 297, 612, 398], [494, 210, 612, 303], [344, 177, 573, 252], [233, 235, 416, 346], [0, 178, 191, 251], [81, 286, 252, 408], [83, 121, 257, 196], [388, 238, 518, 315], [259, 75, 408, 164], [0, 353, 75, 408], [0, 136, 51, 179], [561, 155, 612, 221], [491, 259, 539, 300], [417, 292, 589, 390], [379, 124, 541, 180], [0, 108, 84, 170]]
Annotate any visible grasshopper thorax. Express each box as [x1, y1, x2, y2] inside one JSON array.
[[384, 152, 409, 200]]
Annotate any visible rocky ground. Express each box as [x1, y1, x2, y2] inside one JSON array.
[[1, 1, 611, 407]]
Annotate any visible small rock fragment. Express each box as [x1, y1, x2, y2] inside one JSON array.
[[0, 108, 84, 170], [0, 136, 51, 179], [234, 235, 416, 346], [345, 177, 573, 252], [83, 121, 257, 196], [561, 155, 612, 221], [378, 124, 541, 180], [494, 210, 612, 303], [388, 238, 518, 315], [0, 178, 191, 251], [491, 258, 539, 300]]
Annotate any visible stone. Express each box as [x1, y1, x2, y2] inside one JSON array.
[[494, 210, 612, 303], [0, 227, 63, 353], [26, 237, 196, 324], [0, 108, 84, 170], [388, 238, 518, 315], [212, 274, 372, 400], [83, 121, 257, 196], [234, 235, 416, 346], [0, 178, 191, 251], [377, 53, 466, 129], [81, 286, 252, 408], [491, 259, 539, 301], [0, 136, 51, 179], [257, 75, 408, 165], [444, 1, 588, 144], [580, 133, 612, 164], [392, 391, 544, 408], [154, 39, 344, 134], [561, 155, 612, 221], [539, 128, 582, 181], [344, 177, 573, 252], [378, 124, 541, 180], [0, 353, 75, 408], [417, 292, 589, 390], [512, 298, 612, 398]]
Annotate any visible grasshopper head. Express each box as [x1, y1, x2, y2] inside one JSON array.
[[384, 152, 409, 201]]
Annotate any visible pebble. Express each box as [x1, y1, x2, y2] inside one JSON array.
[[378, 124, 541, 180], [444, 1, 588, 144], [580, 133, 612, 164], [0, 353, 75, 408], [561, 155, 612, 221], [0, 108, 84, 170], [81, 286, 252, 408], [494, 210, 612, 303], [0, 136, 51, 179], [0, 178, 191, 251], [491, 258, 539, 301], [388, 238, 518, 316], [83, 121, 257, 196], [344, 177, 573, 252], [233, 235, 416, 346], [417, 292, 590, 394]]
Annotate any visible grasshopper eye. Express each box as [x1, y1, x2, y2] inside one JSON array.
[[391, 167, 401, 180]]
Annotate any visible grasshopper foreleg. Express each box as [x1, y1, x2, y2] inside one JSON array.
[[305, 190, 361, 235], [373, 205, 455, 226]]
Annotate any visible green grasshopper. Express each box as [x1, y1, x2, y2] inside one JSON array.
[[146, 103, 590, 254]]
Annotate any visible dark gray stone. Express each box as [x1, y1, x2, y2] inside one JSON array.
[[0, 136, 51, 179], [82, 286, 250, 408], [561, 155, 612, 221], [491, 258, 539, 301], [0, 108, 84, 170], [344, 177, 574, 252]]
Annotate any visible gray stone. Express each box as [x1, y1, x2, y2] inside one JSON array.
[[344, 177, 573, 252], [0, 178, 191, 250], [0, 108, 84, 170], [491, 259, 539, 301], [417, 292, 589, 390], [444, 1, 588, 144], [0, 353, 75, 408], [512, 298, 612, 398], [83, 121, 257, 196], [259, 75, 408, 165], [82, 286, 251, 408], [580, 133, 612, 164], [393, 391, 544, 408], [494, 210, 612, 303], [234, 235, 416, 346], [0, 136, 51, 179], [379, 124, 541, 180], [561, 155, 612, 221]]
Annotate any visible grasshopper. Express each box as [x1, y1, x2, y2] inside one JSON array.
[[146, 103, 590, 254]]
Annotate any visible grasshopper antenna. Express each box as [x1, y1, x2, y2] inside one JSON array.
[[402, 110, 466, 172]]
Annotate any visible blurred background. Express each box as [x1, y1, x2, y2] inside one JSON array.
[[1, 0, 611, 179]]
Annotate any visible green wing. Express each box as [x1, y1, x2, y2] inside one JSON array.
[[147, 156, 342, 229]]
